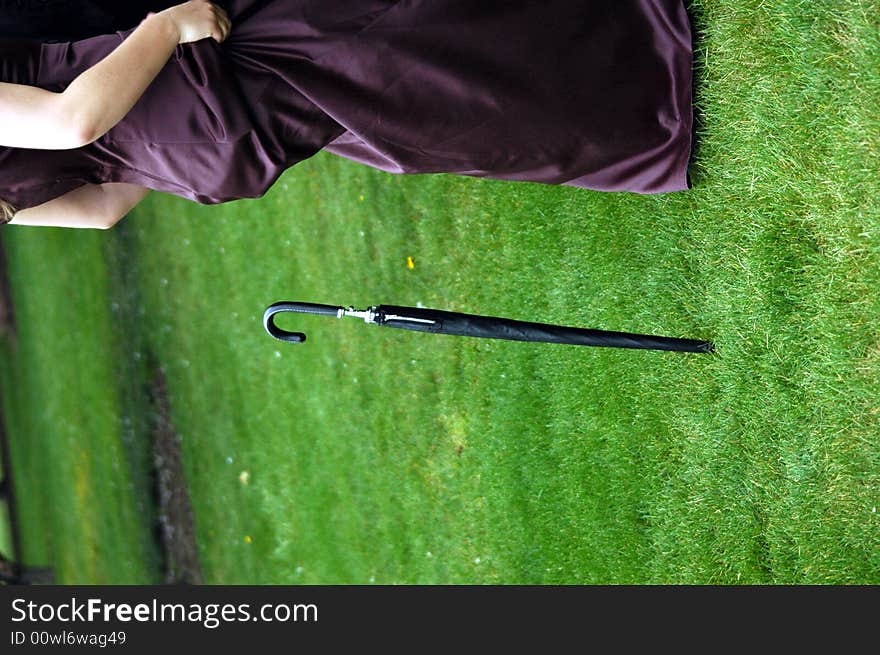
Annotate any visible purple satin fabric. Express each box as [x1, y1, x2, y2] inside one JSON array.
[[1, 1, 693, 215], [319, 1, 694, 193]]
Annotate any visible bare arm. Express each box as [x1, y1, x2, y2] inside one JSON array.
[[0, 1, 231, 150], [9, 183, 150, 229]]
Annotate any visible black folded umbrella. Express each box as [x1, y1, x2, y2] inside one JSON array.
[[263, 301, 714, 354]]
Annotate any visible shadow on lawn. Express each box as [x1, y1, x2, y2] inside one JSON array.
[[0, 229, 203, 585], [686, 0, 709, 188], [109, 220, 203, 584], [148, 365, 204, 585]]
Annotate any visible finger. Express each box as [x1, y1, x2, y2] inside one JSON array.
[[211, 5, 228, 24], [210, 15, 226, 42], [213, 8, 231, 41]]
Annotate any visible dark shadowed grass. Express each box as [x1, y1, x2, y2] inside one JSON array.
[[0, 232, 160, 583], [1, 0, 878, 583]]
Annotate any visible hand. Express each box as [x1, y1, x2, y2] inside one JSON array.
[[154, 0, 232, 45]]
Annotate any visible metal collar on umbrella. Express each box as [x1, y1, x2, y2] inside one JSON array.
[[263, 301, 714, 354]]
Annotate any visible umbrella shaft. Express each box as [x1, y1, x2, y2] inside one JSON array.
[[377, 306, 713, 353]]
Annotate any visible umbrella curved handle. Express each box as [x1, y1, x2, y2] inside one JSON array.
[[263, 302, 343, 343]]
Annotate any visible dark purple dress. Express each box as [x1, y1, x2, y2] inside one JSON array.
[[0, 0, 693, 219]]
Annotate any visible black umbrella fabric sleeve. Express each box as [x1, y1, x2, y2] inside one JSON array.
[[263, 302, 342, 343], [376, 306, 714, 353]]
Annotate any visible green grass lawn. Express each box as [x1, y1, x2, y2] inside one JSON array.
[[1, 0, 878, 584]]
